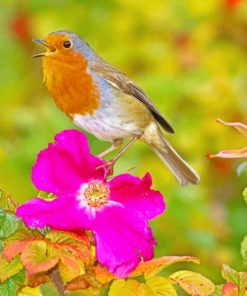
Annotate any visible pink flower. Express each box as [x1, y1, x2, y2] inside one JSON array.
[[16, 130, 165, 277], [208, 119, 247, 159]]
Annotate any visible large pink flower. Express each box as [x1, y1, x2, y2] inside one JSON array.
[[16, 130, 165, 277]]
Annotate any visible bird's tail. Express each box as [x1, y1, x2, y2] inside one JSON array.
[[147, 130, 200, 186]]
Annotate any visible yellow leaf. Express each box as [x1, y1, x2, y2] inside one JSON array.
[[109, 279, 139, 296], [146, 276, 177, 296], [169, 270, 215, 296], [0, 256, 23, 283], [131, 256, 199, 278], [18, 286, 42, 296]]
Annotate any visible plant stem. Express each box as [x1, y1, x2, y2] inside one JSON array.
[[50, 267, 65, 296]]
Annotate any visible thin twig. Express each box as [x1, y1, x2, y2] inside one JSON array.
[[50, 267, 65, 296]]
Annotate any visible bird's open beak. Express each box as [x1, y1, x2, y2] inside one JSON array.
[[32, 39, 57, 58]]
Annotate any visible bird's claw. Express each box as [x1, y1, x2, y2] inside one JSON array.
[[96, 160, 115, 178]]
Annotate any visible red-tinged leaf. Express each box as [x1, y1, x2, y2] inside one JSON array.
[[45, 231, 90, 263], [0, 256, 23, 283], [216, 119, 247, 138], [131, 256, 200, 278], [58, 250, 85, 283], [222, 282, 238, 296], [169, 270, 215, 296], [3, 230, 43, 261], [66, 275, 90, 291], [208, 147, 247, 159], [94, 264, 116, 285], [27, 273, 50, 288], [21, 240, 59, 275]]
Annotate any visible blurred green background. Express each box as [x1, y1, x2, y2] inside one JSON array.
[[0, 0, 246, 284]]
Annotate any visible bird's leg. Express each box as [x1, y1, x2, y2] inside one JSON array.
[[97, 135, 140, 175], [97, 139, 123, 158]]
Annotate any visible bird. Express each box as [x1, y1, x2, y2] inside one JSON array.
[[32, 30, 200, 186]]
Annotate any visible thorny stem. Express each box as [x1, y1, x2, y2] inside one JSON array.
[[50, 267, 65, 296]]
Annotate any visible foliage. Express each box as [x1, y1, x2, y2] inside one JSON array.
[[0, 189, 217, 295]]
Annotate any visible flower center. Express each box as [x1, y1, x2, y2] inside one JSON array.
[[80, 180, 110, 208]]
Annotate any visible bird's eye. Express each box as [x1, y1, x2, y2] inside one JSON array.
[[63, 40, 72, 48]]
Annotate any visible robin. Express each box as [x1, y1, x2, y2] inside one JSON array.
[[33, 30, 199, 186]]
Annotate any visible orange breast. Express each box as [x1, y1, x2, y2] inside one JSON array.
[[42, 51, 100, 116]]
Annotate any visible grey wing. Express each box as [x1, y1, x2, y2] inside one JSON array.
[[92, 61, 175, 134]]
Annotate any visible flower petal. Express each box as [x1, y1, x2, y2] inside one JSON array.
[[208, 147, 247, 159], [92, 204, 156, 277], [108, 173, 165, 220], [217, 118, 247, 138], [16, 195, 93, 230], [32, 130, 105, 195]]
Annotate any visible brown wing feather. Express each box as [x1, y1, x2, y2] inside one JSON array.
[[92, 62, 175, 134]]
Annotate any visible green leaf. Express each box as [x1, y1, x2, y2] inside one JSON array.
[[21, 240, 59, 275], [0, 278, 16, 296], [169, 270, 215, 296], [241, 236, 247, 266], [11, 269, 26, 286], [0, 191, 16, 213], [222, 264, 239, 285], [131, 256, 200, 278], [243, 188, 247, 205], [0, 240, 4, 253], [0, 209, 21, 239], [109, 279, 139, 296], [211, 285, 223, 296], [0, 256, 23, 283], [145, 276, 177, 296]]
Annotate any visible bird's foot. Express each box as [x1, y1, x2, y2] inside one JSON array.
[[96, 159, 115, 178]]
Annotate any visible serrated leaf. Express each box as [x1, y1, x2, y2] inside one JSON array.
[[131, 256, 200, 278], [59, 251, 85, 283], [66, 275, 90, 291], [17, 286, 42, 296], [137, 283, 153, 295], [0, 278, 16, 296], [3, 229, 43, 261], [21, 240, 59, 275], [11, 269, 26, 286], [94, 265, 116, 285], [241, 236, 247, 266], [109, 279, 139, 296], [27, 273, 49, 287], [0, 256, 23, 283], [0, 191, 16, 213], [222, 264, 239, 285], [146, 276, 177, 296], [45, 230, 90, 263], [169, 270, 215, 296], [221, 283, 238, 296], [0, 209, 21, 239]]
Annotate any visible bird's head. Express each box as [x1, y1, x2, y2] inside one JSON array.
[[32, 30, 96, 63]]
